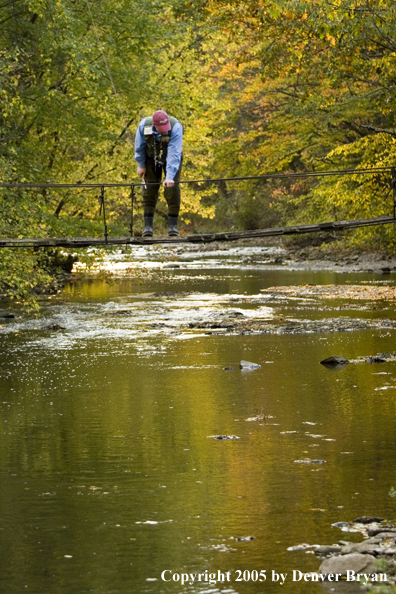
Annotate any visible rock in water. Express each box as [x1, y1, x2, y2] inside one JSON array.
[[0, 310, 15, 319], [207, 435, 240, 440], [319, 552, 382, 577], [320, 355, 349, 369], [331, 522, 350, 529], [314, 545, 342, 556], [352, 516, 384, 524], [294, 459, 326, 464], [44, 324, 66, 331], [239, 360, 261, 370]]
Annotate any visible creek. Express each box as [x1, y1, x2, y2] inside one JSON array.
[[1, 243, 396, 594]]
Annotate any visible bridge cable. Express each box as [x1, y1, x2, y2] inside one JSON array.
[[0, 165, 393, 189]]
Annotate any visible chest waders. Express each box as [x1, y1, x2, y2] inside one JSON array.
[[141, 116, 182, 238]]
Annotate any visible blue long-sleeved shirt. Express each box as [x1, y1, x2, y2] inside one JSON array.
[[134, 118, 183, 180]]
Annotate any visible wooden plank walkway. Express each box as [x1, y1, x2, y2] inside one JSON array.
[[0, 214, 395, 248]]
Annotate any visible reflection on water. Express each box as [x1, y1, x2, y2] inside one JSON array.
[[1, 245, 396, 594]]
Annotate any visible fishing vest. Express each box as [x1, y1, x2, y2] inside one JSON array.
[[143, 116, 179, 161]]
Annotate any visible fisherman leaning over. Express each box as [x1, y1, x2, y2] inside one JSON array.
[[134, 110, 183, 237]]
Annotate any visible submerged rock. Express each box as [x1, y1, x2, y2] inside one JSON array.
[[320, 356, 349, 369], [185, 317, 396, 337], [189, 321, 237, 330], [215, 310, 245, 318], [246, 414, 269, 422], [207, 435, 240, 440], [239, 360, 261, 370], [106, 309, 134, 315], [315, 545, 342, 557], [294, 459, 326, 464], [287, 543, 317, 552]]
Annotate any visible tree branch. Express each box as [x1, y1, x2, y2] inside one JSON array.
[[0, 0, 23, 8], [360, 124, 396, 138], [0, 12, 26, 25]]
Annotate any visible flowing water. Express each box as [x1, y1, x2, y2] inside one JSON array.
[[1, 244, 396, 594]]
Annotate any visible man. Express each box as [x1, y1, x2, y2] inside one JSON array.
[[134, 110, 183, 237]]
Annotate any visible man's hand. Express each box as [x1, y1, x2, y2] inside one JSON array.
[[137, 167, 146, 178], [163, 179, 175, 188]]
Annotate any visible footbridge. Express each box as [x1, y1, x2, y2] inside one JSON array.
[[1, 166, 395, 248]]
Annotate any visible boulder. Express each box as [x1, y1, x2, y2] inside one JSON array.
[[353, 516, 384, 524], [320, 356, 349, 369], [341, 534, 396, 556], [368, 530, 396, 538], [319, 552, 382, 577], [341, 539, 381, 555]]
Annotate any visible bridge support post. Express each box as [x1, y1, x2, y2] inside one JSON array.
[[100, 185, 108, 243], [129, 184, 136, 238]]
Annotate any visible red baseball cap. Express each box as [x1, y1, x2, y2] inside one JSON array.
[[152, 110, 171, 132]]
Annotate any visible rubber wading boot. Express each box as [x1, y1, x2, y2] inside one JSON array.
[[168, 215, 179, 237], [142, 214, 154, 238]]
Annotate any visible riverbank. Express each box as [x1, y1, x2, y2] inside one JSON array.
[[289, 516, 396, 592], [193, 239, 396, 274], [281, 243, 396, 274]]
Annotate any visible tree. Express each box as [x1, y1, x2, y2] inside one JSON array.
[[178, 0, 396, 240]]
